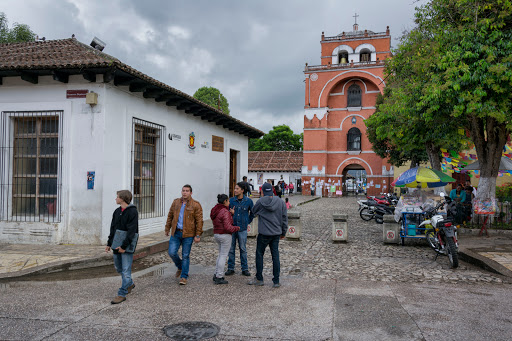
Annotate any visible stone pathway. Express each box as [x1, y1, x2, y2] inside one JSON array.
[[142, 196, 508, 285]]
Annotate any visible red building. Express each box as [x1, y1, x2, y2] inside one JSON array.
[[302, 22, 394, 196]]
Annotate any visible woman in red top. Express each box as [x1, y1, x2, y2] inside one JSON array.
[[210, 194, 240, 284]]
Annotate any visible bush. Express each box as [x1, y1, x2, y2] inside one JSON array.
[[496, 183, 512, 201]]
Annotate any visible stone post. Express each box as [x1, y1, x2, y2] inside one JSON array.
[[247, 216, 258, 237], [332, 214, 348, 242], [286, 211, 301, 240], [382, 214, 399, 244]]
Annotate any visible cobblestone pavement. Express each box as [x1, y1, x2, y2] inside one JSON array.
[[142, 196, 509, 285]]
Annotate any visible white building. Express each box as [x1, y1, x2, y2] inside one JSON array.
[[248, 151, 303, 193], [0, 38, 263, 244]]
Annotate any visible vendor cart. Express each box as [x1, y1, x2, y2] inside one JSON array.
[[399, 206, 426, 246]]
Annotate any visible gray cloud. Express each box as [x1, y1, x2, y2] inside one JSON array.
[[2, 0, 427, 134]]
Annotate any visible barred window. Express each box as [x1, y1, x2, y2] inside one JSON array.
[[131, 118, 165, 219], [347, 84, 362, 107], [347, 127, 361, 151], [0, 111, 63, 222]]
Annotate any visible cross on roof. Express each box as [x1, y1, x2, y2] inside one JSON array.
[[353, 13, 359, 25]]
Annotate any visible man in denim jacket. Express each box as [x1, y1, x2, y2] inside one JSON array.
[[225, 182, 254, 277]]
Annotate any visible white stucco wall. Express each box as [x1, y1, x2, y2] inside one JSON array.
[[0, 75, 250, 244]]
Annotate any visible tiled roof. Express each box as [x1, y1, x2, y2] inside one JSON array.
[[0, 38, 116, 69], [0, 38, 263, 138], [248, 151, 303, 172]]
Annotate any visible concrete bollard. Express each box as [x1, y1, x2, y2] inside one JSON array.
[[247, 216, 258, 237], [332, 214, 348, 242], [382, 214, 399, 244], [286, 211, 301, 240]]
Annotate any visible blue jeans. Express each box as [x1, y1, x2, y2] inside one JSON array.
[[255, 234, 280, 284], [113, 252, 134, 297], [168, 230, 194, 279], [227, 229, 248, 271]]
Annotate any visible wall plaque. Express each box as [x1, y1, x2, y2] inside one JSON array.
[[66, 90, 89, 98], [212, 135, 224, 152]]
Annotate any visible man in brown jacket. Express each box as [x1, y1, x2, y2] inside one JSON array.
[[165, 184, 203, 285]]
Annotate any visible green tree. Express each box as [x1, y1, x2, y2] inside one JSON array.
[[366, 91, 430, 168], [366, 19, 468, 171], [193, 86, 230, 115], [0, 13, 36, 43], [412, 0, 512, 199], [249, 125, 303, 151]]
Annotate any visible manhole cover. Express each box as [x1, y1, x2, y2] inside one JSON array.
[[163, 321, 220, 340]]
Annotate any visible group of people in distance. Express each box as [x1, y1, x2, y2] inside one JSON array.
[[105, 180, 288, 305], [449, 180, 477, 224]]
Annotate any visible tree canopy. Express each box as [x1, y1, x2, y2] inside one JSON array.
[[365, 7, 469, 170], [193, 86, 230, 115], [367, 0, 512, 199], [249, 125, 303, 151], [0, 12, 36, 43]]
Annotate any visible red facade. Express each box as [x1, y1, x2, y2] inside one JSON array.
[[302, 25, 394, 196]]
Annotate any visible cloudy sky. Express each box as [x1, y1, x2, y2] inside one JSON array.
[[2, 0, 426, 134]]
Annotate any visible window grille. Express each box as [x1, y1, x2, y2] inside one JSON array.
[[131, 118, 165, 219], [347, 84, 362, 107], [0, 111, 63, 222], [347, 127, 361, 151]]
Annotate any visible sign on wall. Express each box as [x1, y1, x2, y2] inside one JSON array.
[[212, 135, 224, 152], [87, 171, 95, 190], [66, 90, 88, 98]]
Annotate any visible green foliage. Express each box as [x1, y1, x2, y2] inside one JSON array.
[[249, 125, 302, 151], [365, 7, 470, 170], [412, 0, 512, 179], [366, 91, 430, 167], [496, 183, 512, 200], [193, 86, 230, 115], [0, 13, 36, 43]]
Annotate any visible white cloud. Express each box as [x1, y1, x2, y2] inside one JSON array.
[[146, 53, 172, 69], [179, 47, 215, 84], [168, 26, 190, 40]]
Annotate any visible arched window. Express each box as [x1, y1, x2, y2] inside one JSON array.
[[338, 50, 348, 64], [360, 48, 371, 62], [347, 84, 362, 107], [347, 127, 361, 151]]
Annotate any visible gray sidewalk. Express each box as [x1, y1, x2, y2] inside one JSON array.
[[0, 194, 316, 280]]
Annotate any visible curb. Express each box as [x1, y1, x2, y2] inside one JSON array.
[[0, 226, 214, 281], [458, 248, 512, 278], [296, 197, 321, 206]]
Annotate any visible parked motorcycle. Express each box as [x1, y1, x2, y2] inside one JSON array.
[[374, 204, 396, 224], [358, 198, 377, 221], [419, 193, 459, 268]]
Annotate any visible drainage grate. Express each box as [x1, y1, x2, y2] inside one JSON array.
[[163, 321, 220, 340]]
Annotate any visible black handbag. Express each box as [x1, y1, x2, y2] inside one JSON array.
[[111, 230, 139, 253]]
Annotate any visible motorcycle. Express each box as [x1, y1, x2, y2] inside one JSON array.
[[419, 193, 459, 268], [374, 203, 396, 224], [358, 198, 377, 221], [358, 193, 398, 222]]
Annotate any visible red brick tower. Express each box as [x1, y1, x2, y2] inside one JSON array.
[[302, 20, 393, 196]]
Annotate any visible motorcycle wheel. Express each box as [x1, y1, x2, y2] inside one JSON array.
[[375, 215, 383, 224], [360, 208, 374, 221], [425, 230, 439, 251], [446, 237, 459, 268]]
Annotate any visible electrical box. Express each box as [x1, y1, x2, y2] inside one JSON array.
[[86, 92, 98, 105]]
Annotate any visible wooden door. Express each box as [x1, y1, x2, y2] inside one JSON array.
[[229, 150, 238, 197]]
